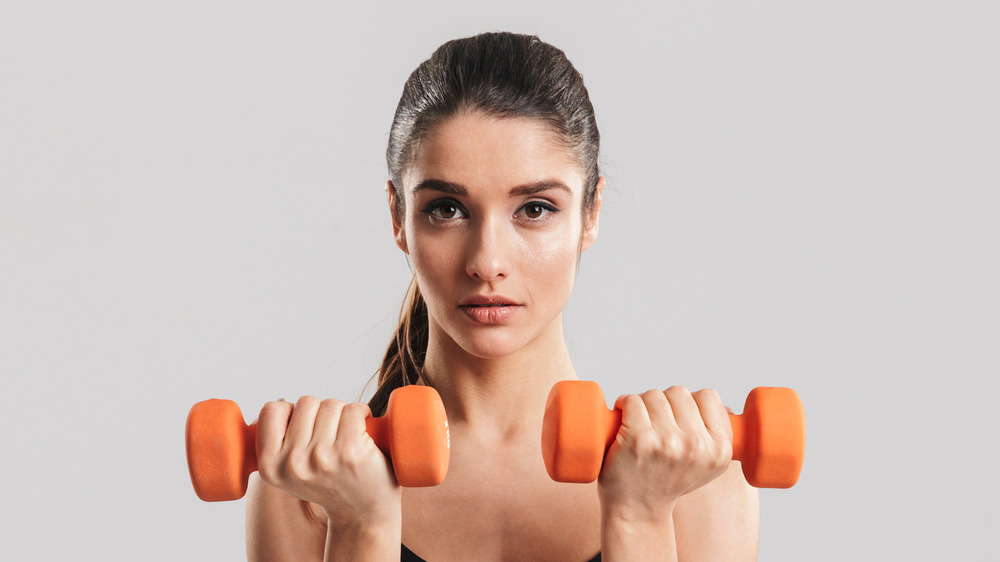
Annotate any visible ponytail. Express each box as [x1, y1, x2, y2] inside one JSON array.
[[366, 275, 428, 416]]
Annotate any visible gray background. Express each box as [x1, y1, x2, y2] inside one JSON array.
[[2, 1, 997, 560]]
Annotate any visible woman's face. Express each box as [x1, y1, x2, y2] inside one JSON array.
[[389, 111, 603, 360]]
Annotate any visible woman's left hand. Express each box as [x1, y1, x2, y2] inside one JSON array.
[[597, 386, 734, 522]]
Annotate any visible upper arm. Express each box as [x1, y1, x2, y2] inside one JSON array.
[[672, 460, 760, 561], [245, 473, 327, 562]]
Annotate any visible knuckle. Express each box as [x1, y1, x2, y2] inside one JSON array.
[[631, 430, 661, 457], [640, 389, 665, 403], [683, 436, 708, 461], [256, 457, 279, 485], [665, 385, 690, 397], [320, 397, 345, 409], [693, 388, 722, 406], [308, 445, 332, 471], [341, 402, 370, 419], [661, 433, 684, 458], [296, 395, 319, 408], [259, 400, 289, 419], [338, 441, 366, 469], [283, 449, 312, 480], [318, 398, 346, 417], [694, 387, 720, 399], [620, 394, 644, 409], [717, 440, 734, 465]]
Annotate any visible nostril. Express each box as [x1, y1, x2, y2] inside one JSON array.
[[468, 268, 506, 282]]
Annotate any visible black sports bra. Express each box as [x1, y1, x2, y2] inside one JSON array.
[[401, 544, 601, 561]]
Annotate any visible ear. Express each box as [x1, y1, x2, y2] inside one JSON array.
[[387, 180, 409, 254], [579, 176, 605, 252]]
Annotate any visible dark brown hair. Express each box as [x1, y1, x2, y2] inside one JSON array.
[[299, 30, 604, 530], [369, 31, 602, 416]]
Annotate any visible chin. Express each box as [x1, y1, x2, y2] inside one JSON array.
[[459, 333, 525, 360]]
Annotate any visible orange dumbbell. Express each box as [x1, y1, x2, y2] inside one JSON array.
[[185, 385, 450, 501], [541, 381, 806, 488]]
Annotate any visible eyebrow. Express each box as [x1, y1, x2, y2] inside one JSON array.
[[411, 178, 574, 198]]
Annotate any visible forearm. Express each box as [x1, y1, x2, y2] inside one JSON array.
[[601, 503, 678, 562], [671, 462, 760, 561], [323, 513, 401, 562]]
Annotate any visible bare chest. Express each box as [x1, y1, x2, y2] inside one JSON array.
[[401, 445, 602, 561]]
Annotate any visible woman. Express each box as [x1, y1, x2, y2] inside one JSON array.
[[245, 32, 759, 561]]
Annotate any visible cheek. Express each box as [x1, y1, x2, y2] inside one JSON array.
[[405, 226, 465, 319], [519, 226, 581, 290], [409, 237, 454, 285]]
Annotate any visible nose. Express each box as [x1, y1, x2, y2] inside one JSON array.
[[465, 215, 510, 282]]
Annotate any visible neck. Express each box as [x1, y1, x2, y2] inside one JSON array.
[[420, 314, 578, 440]]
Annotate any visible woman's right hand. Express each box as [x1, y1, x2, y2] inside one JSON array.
[[255, 396, 401, 531]]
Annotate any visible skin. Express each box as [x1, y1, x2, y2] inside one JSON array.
[[245, 110, 759, 561]]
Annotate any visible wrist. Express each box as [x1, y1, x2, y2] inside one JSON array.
[[324, 508, 401, 561], [601, 504, 678, 562], [600, 493, 678, 527], [324, 504, 401, 538], [601, 500, 677, 531]]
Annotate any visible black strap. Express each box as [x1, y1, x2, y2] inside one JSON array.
[[401, 543, 601, 561]]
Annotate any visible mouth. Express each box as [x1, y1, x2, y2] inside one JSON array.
[[459, 295, 519, 307], [460, 302, 519, 324]]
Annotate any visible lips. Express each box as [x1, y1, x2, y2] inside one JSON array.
[[459, 295, 520, 324], [459, 295, 518, 307]]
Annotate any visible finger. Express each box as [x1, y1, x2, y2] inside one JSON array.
[[335, 403, 381, 473], [248, 397, 284, 426], [335, 402, 374, 446], [692, 388, 733, 441], [663, 386, 702, 433], [309, 398, 346, 450], [613, 393, 652, 432], [284, 396, 321, 452], [256, 400, 293, 479], [638, 389, 678, 434]]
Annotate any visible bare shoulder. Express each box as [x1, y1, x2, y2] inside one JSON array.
[[245, 473, 327, 562], [673, 460, 760, 560]]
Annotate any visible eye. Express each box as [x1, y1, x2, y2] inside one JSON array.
[[434, 204, 460, 219], [422, 200, 467, 221], [518, 201, 559, 220]]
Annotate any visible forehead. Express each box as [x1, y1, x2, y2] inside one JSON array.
[[404, 112, 584, 198]]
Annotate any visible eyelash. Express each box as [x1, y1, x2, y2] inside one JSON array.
[[420, 199, 560, 223]]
